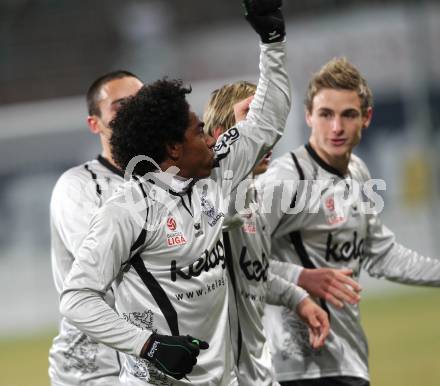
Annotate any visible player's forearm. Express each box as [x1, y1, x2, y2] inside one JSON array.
[[245, 40, 291, 149], [60, 289, 151, 356], [269, 259, 303, 284], [266, 271, 309, 309], [364, 242, 440, 286]]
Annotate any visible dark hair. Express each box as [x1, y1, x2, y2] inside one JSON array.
[[86, 70, 140, 116], [110, 78, 192, 175]]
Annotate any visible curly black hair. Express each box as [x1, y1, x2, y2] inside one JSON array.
[[110, 78, 192, 175]]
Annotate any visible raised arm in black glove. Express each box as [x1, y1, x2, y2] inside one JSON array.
[[243, 0, 285, 43], [141, 333, 209, 380]]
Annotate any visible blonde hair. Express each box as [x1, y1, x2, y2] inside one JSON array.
[[305, 57, 373, 116], [203, 80, 256, 136]]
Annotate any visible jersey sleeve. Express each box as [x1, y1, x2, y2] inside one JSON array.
[[269, 259, 304, 284], [213, 41, 291, 195], [265, 271, 309, 309], [60, 186, 152, 356], [258, 155, 302, 238], [357, 158, 440, 286], [51, 169, 100, 257], [50, 169, 101, 293], [362, 214, 440, 286]]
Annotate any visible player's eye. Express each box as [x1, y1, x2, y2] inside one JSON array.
[[343, 110, 360, 119]]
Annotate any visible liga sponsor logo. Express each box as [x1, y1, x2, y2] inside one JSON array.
[[165, 216, 187, 247], [166, 217, 177, 231]]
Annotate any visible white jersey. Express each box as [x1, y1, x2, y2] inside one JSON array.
[[49, 156, 125, 385], [59, 41, 291, 386], [259, 144, 440, 382], [225, 182, 308, 386]]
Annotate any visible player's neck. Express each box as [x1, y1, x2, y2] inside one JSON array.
[[100, 146, 119, 170], [308, 140, 351, 176]]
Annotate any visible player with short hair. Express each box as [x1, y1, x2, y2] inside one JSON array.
[[59, 1, 292, 384], [49, 70, 143, 385], [204, 80, 331, 386], [260, 57, 440, 386]]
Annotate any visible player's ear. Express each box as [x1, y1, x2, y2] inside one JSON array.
[[87, 116, 101, 134], [305, 108, 313, 128], [212, 126, 225, 141], [166, 142, 183, 161], [362, 107, 373, 130]]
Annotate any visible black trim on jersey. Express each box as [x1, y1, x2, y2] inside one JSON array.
[[289, 151, 331, 318], [169, 189, 193, 217], [288, 231, 331, 317], [84, 164, 102, 197], [212, 148, 231, 168], [131, 254, 180, 336], [291, 152, 305, 180], [116, 351, 122, 373], [223, 231, 243, 368], [128, 175, 180, 336], [97, 155, 124, 178], [128, 176, 149, 256], [305, 143, 345, 178]]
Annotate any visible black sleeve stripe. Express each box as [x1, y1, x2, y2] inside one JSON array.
[[223, 232, 243, 368], [290, 152, 305, 180], [84, 164, 102, 197], [289, 231, 331, 318], [125, 176, 180, 335], [129, 176, 149, 254], [131, 254, 180, 336]]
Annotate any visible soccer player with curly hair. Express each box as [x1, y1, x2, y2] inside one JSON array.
[[59, 1, 294, 384]]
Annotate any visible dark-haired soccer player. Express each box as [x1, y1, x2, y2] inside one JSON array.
[[49, 71, 143, 386], [59, 1, 292, 385]]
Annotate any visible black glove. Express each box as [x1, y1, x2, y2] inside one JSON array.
[[243, 0, 285, 44], [141, 333, 209, 380]]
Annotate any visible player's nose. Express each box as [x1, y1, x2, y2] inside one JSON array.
[[331, 116, 344, 134]]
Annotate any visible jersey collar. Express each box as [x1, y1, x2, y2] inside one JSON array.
[[305, 143, 346, 179], [97, 155, 124, 178]]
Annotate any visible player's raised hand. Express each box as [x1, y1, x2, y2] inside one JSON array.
[[243, 0, 285, 43], [298, 268, 362, 309], [141, 333, 209, 379], [233, 95, 254, 123], [296, 297, 330, 349]]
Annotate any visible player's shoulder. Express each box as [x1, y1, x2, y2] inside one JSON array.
[[52, 161, 99, 195], [56, 160, 101, 185], [349, 153, 371, 181], [264, 145, 311, 182]]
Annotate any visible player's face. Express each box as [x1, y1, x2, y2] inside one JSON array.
[[178, 112, 216, 179], [92, 77, 143, 138], [306, 88, 372, 165]]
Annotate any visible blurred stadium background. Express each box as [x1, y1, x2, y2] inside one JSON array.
[[0, 0, 439, 385]]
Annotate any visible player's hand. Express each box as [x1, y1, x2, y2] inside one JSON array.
[[233, 95, 254, 123], [141, 333, 209, 379], [243, 0, 285, 43], [297, 268, 361, 309], [296, 297, 329, 349]]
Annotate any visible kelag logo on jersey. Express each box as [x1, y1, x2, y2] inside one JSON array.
[[239, 246, 269, 282], [325, 231, 364, 262], [170, 239, 225, 281]]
